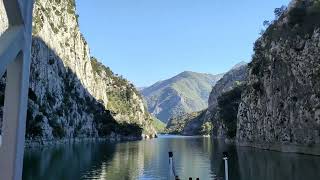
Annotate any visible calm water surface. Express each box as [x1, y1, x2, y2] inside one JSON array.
[[23, 135, 320, 180]]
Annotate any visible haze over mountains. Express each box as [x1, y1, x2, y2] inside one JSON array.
[[141, 63, 246, 123]]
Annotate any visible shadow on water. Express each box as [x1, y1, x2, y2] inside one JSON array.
[[23, 136, 320, 180], [23, 142, 116, 180], [212, 140, 320, 180], [234, 147, 320, 180]]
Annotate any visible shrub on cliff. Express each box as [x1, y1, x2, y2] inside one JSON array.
[[217, 85, 243, 138], [200, 122, 213, 135]]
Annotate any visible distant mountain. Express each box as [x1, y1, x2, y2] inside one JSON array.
[[141, 71, 224, 123], [137, 87, 146, 91], [231, 61, 247, 70], [165, 62, 248, 135]]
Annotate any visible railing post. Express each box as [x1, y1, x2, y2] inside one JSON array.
[[169, 152, 180, 180], [223, 152, 229, 180], [169, 152, 174, 179]]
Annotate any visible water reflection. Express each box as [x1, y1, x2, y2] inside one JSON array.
[[23, 136, 320, 180], [23, 142, 116, 180], [235, 147, 320, 180]]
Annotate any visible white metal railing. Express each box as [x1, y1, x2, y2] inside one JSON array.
[[0, 0, 33, 180]]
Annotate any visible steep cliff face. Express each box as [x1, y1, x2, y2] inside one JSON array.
[[0, 0, 155, 143], [213, 85, 244, 139], [237, 0, 320, 153]]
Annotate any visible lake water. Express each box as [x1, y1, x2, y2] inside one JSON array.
[[23, 135, 320, 180]]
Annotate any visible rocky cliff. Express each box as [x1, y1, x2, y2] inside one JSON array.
[[166, 111, 206, 135], [207, 64, 247, 138], [208, 63, 247, 112], [141, 71, 223, 123], [237, 0, 320, 154], [0, 0, 156, 144]]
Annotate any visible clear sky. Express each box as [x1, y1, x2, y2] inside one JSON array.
[[76, 0, 290, 87]]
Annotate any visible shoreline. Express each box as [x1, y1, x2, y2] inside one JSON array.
[[25, 137, 140, 148], [21, 134, 320, 156], [0, 132, 157, 149], [24, 134, 158, 148], [205, 136, 320, 156], [162, 134, 320, 156]]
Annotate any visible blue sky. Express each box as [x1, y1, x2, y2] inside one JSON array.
[[76, 0, 290, 87]]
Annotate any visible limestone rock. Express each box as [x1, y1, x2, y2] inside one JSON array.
[[237, 0, 320, 153], [0, 0, 156, 143]]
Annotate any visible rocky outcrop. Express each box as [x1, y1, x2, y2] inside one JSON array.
[[166, 111, 206, 135], [205, 64, 247, 138], [237, 0, 320, 154], [213, 85, 244, 139], [141, 71, 223, 123], [0, 0, 156, 144], [208, 63, 247, 111], [181, 110, 209, 135], [0, 1, 8, 35]]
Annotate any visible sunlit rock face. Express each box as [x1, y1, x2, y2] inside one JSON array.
[[237, 0, 320, 153], [0, 0, 155, 143], [0, 1, 8, 36]]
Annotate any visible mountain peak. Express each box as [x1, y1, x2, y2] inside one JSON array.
[[179, 71, 198, 76], [231, 61, 247, 70]]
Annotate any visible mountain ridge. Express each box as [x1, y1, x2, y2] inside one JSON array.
[[141, 71, 224, 123], [165, 63, 248, 135]]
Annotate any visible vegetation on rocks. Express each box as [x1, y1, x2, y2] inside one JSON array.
[[164, 109, 212, 136], [166, 111, 204, 134], [217, 85, 244, 139], [151, 117, 166, 133]]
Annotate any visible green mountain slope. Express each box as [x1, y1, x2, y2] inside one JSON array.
[[141, 71, 224, 123], [151, 117, 166, 133], [165, 62, 247, 136]]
